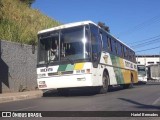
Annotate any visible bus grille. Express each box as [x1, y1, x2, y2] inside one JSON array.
[[48, 71, 73, 76]]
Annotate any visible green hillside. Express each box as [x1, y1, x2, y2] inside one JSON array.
[[0, 0, 60, 45]]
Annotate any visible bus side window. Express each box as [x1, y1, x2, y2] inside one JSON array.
[[131, 51, 136, 62], [133, 52, 136, 62], [121, 44, 124, 57], [124, 47, 127, 59], [115, 40, 118, 55], [117, 42, 122, 57], [111, 39, 116, 54], [107, 37, 110, 51], [129, 51, 131, 60], [101, 31, 108, 51], [126, 47, 129, 60], [108, 37, 112, 52]]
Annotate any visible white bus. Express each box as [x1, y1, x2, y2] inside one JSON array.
[[37, 21, 138, 95], [137, 65, 147, 84], [148, 64, 160, 80]]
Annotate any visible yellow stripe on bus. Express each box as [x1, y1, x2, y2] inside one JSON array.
[[119, 58, 125, 68], [74, 63, 84, 70], [122, 69, 131, 84]]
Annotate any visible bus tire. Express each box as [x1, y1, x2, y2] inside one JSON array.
[[99, 72, 109, 94]]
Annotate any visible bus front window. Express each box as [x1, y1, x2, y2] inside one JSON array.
[[38, 26, 90, 65], [38, 33, 59, 64], [137, 65, 146, 77], [60, 26, 90, 61]]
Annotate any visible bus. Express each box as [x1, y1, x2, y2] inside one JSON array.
[[137, 65, 147, 84], [37, 21, 138, 95], [147, 64, 160, 80]]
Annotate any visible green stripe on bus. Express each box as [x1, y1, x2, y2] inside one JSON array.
[[65, 64, 74, 71], [117, 57, 124, 84], [110, 54, 117, 66], [110, 55, 124, 84], [58, 64, 67, 71]]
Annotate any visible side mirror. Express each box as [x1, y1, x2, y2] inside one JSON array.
[[93, 53, 98, 61]]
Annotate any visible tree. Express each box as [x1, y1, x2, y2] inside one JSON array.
[[20, 0, 35, 7], [98, 22, 110, 33], [0, 0, 3, 8], [0, 0, 3, 20]]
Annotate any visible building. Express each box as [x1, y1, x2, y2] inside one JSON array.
[[136, 55, 160, 66], [136, 55, 160, 80]]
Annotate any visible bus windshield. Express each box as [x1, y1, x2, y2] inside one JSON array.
[[137, 65, 146, 76], [38, 26, 90, 65]]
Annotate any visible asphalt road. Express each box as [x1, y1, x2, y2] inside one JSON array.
[[0, 82, 160, 120]]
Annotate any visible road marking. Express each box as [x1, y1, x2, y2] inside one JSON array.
[[152, 97, 160, 105], [13, 106, 38, 111]]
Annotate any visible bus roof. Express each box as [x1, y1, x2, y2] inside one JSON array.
[[38, 21, 96, 34], [38, 20, 134, 51]]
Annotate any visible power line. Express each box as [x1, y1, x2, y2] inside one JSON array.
[[117, 14, 160, 37], [128, 34, 160, 45], [136, 46, 160, 53], [131, 38, 160, 48]]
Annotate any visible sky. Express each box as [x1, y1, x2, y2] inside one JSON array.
[[32, 0, 160, 55]]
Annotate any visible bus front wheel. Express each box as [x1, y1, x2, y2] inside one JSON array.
[[99, 72, 109, 94]]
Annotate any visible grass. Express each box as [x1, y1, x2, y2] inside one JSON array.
[[0, 0, 61, 45]]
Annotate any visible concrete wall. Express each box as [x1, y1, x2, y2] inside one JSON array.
[[0, 40, 37, 93]]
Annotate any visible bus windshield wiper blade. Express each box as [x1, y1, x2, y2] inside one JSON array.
[[66, 57, 74, 65], [46, 59, 50, 67]]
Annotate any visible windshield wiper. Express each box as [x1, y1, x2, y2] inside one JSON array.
[[65, 56, 74, 65], [46, 59, 50, 67]]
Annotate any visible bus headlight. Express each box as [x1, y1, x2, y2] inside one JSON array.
[[75, 70, 80, 74], [81, 70, 85, 73], [75, 69, 91, 74]]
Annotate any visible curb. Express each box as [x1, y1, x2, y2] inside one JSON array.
[[0, 91, 43, 104]]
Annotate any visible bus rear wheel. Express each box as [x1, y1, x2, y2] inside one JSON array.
[[99, 72, 109, 94]]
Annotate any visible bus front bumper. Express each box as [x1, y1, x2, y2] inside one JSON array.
[[37, 74, 93, 90]]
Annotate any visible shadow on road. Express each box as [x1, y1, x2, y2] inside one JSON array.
[[118, 98, 160, 110], [145, 82, 160, 86], [42, 89, 98, 97], [42, 85, 130, 97]]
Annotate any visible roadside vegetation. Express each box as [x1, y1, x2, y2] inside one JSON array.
[[0, 0, 60, 45]]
